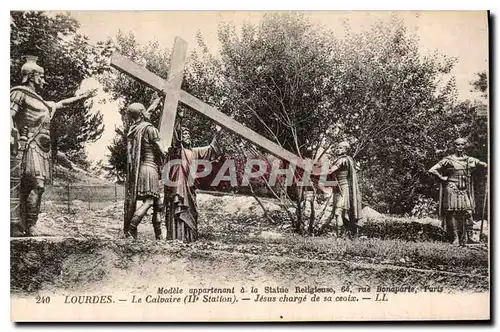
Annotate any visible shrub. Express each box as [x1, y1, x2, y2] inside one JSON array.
[[411, 195, 438, 218], [360, 217, 446, 242]]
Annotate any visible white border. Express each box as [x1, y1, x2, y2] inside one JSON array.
[[2, 1, 498, 330]]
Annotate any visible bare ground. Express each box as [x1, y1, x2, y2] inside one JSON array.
[[11, 193, 490, 296]]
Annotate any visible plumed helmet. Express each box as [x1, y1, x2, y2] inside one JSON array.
[[21, 55, 44, 83]]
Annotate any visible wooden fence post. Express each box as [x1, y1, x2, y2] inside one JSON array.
[[67, 182, 70, 214]]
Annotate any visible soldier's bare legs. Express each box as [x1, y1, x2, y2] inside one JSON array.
[[151, 198, 162, 240], [21, 176, 44, 236], [128, 198, 154, 239], [465, 211, 477, 244], [445, 214, 455, 244], [445, 213, 464, 246], [456, 213, 467, 246], [335, 214, 343, 237], [128, 198, 162, 240]]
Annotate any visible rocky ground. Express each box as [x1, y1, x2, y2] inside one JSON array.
[[11, 193, 490, 297]]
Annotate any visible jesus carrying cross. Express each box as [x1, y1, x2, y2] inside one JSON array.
[[111, 37, 320, 242], [162, 110, 223, 241]]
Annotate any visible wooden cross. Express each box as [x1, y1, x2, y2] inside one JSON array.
[[110, 36, 309, 170]]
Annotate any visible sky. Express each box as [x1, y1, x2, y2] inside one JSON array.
[[55, 10, 489, 163]]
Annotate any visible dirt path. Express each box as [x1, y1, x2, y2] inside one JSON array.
[[11, 236, 488, 298], [12, 194, 489, 297]]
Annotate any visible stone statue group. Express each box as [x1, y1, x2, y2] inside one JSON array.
[[10, 55, 488, 246]]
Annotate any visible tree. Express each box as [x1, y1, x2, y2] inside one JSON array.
[[189, 13, 343, 232], [192, 13, 476, 222], [471, 71, 488, 99], [99, 32, 171, 180], [326, 17, 460, 214], [467, 72, 488, 219], [10, 11, 110, 165], [101, 31, 224, 180]]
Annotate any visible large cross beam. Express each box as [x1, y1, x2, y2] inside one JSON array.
[[110, 37, 308, 170]]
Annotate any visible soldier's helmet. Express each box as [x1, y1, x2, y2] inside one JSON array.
[[21, 55, 44, 83], [126, 103, 146, 119]]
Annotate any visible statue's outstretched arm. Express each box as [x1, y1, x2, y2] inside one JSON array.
[[147, 96, 162, 113], [53, 88, 97, 110]]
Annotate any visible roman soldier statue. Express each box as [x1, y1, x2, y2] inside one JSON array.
[[10, 55, 95, 237], [327, 142, 362, 238], [429, 138, 488, 246], [313, 141, 362, 238], [124, 98, 166, 240]]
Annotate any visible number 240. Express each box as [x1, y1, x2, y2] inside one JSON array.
[[35, 295, 50, 304]]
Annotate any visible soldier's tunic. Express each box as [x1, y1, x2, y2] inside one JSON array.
[[432, 154, 486, 244], [125, 121, 162, 230], [137, 126, 162, 199], [10, 86, 54, 182], [435, 155, 481, 216], [331, 155, 362, 221]]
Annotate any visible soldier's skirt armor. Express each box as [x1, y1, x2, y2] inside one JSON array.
[[13, 89, 53, 182], [137, 137, 160, 199], [443, 169, 472, 212], [335, 170, 350, 211], [24, 127, 52, 181]]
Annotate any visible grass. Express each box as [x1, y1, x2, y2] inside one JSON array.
[[361, 218, 446, 242], [35, 187, 489, 278], [197, 197, 488, 276], [197, 232, 488, 276]]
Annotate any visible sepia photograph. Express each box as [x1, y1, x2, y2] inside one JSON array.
[[9, 9, 490, 322]]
